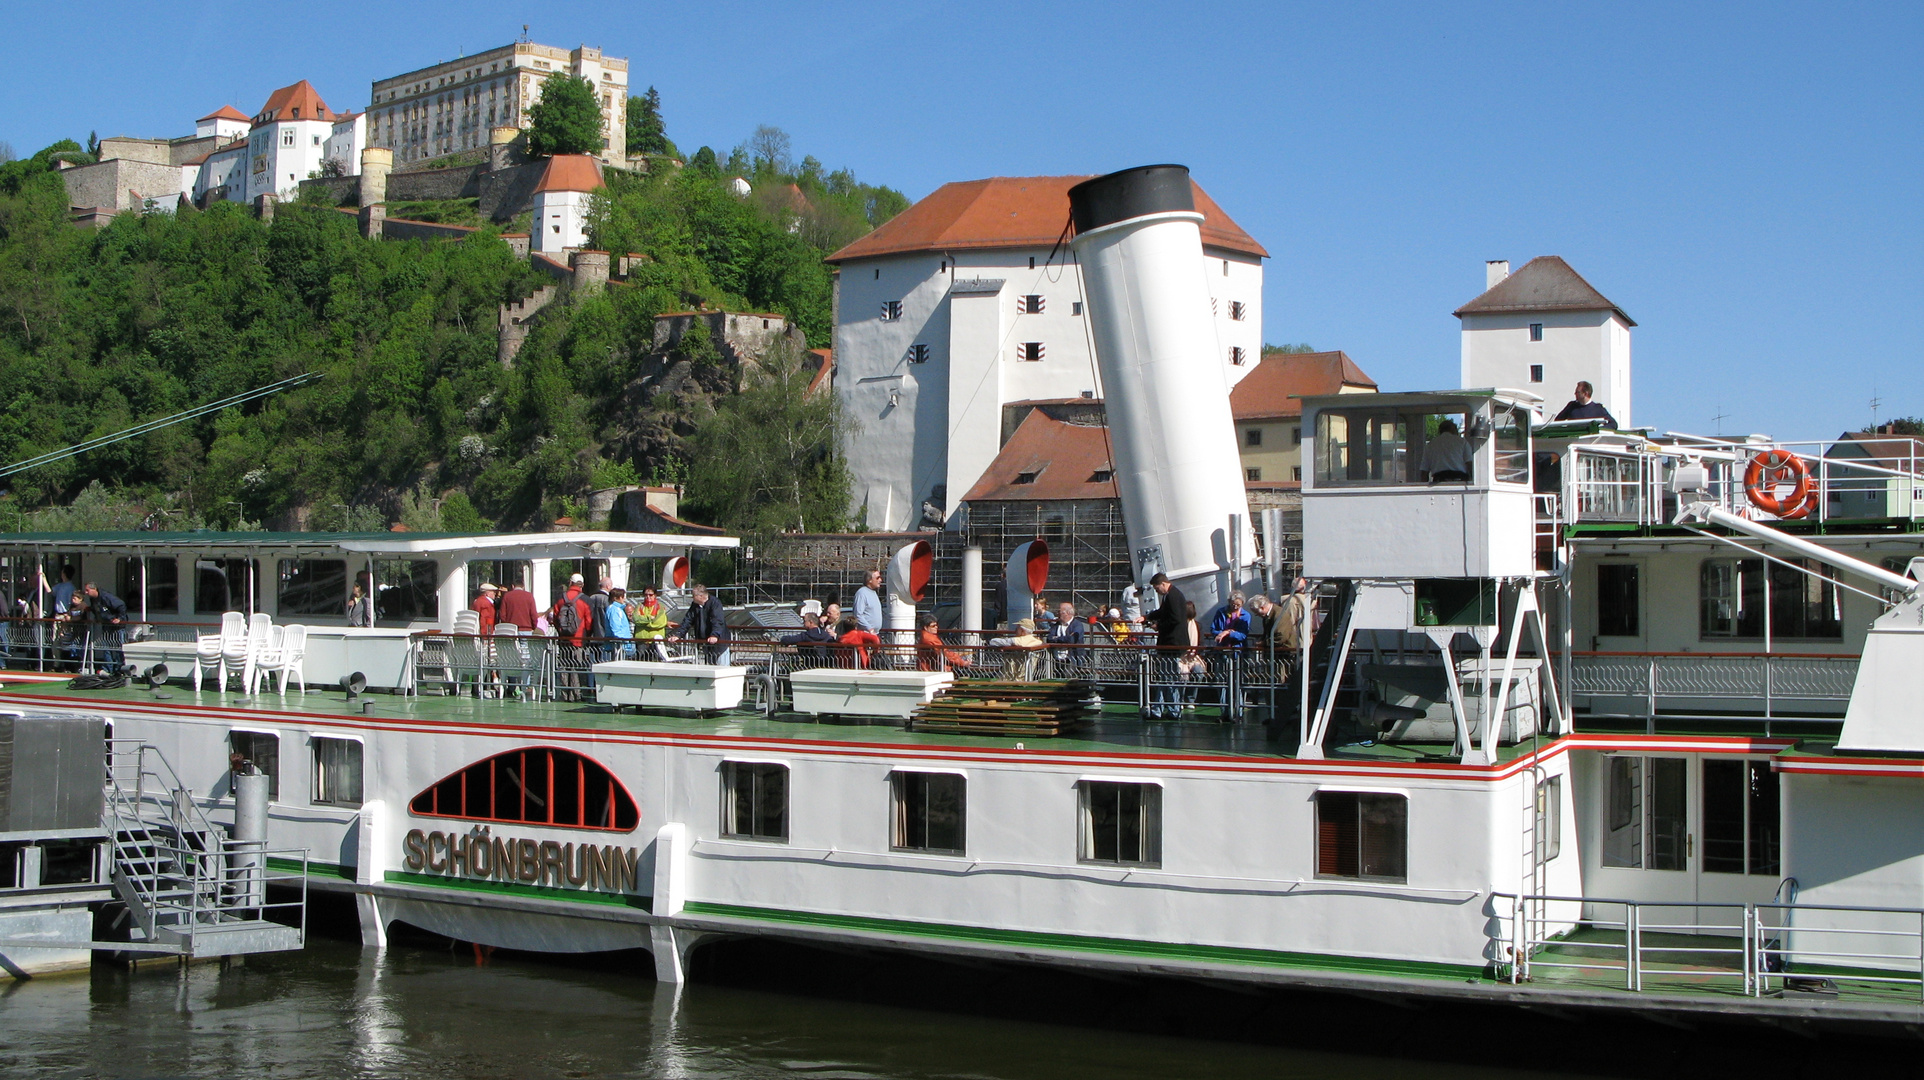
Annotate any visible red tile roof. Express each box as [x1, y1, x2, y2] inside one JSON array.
[[805, 348, 833, 396], [1229, 351, 1377, 421], [253, 81, 335, 125], [198, 105, 249, 123], [827, 175, 1267, 263], [962, 411, 1119, 503], [534, 154, 605, 192]]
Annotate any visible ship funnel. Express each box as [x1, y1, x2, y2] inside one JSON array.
[[885, 539, 933, 634], [1068, 164, 1258, 618], [1004, 540, 1049, 628], [661, 556, 690, 595]]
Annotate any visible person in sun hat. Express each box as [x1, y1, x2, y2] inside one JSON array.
[[471, 582, 499, 635]]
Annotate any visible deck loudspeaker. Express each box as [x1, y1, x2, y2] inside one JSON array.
[[341, 671, 367, 701], [143, 663, 169, 690]]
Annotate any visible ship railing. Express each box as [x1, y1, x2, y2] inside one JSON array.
[[1493, 892, 1924, 1003], [1570, 650, 1856, 730]]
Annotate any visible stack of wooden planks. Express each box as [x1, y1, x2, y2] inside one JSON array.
[[908, 680, 1099, 737]]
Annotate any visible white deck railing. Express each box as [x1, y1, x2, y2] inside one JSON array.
[[1571, 651, 1857, 721]]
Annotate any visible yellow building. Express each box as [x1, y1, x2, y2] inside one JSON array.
[[1229, 351, 1377, 485], [368, 42, 629, 168]]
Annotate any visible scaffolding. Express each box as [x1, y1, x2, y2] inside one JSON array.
[[962, 500, 1133, 626]]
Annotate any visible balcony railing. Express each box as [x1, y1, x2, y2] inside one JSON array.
[[1571, 651, 1857, 726]]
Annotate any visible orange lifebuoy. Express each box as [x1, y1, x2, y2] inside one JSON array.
[[1744, 450, 1812, 517]]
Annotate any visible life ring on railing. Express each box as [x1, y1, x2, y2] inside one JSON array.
[[1744, 450, 1812, 517]]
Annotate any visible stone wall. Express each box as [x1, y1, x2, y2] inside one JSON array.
[[60, 158, 183, 212], [381, 218, 479, 243], [302, 175, 359, 206]]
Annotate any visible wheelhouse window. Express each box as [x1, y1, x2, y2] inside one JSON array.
[[312, 737, 363, 808], [1077, 780, 1160, 867], [1699, 557, 1841, 640], [891, 771, 965, 855], [1702, 759, 1779, 876], [1314, 791, 1406, 882], [278, 559, 347, 617], [373, 560, 439, 623], [410, 747, 638, 830], [721, 761, 788, 841], [229, 730, 281, 801], [116, 556, 179, 615], [1597, 563, 1640, 637]]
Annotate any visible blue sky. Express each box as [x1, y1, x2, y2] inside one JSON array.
[[6, 1, 1917, 439]]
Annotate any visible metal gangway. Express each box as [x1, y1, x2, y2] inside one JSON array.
[[103, 740, 308, 958]]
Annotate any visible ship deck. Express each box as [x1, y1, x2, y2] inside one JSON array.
[[0, 672, 1547, 769]]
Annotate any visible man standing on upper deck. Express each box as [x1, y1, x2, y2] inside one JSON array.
[[471, 582, 499, 635], [51, 565, 75, 616], [1145, 573, 1189, 719], [82, 581, 127, 673], [1554, 381, 1618, 428], [853, 568, 884, 638], [585, 576, 613, 642], [671, 582, 731, 665], [497, 576, 539, 632]]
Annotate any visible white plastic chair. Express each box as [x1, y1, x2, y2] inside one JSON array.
[[256, 623, 307, 695], [248, 626, 285, 695], [227, 613, 271, 693], [194, 612, 245, 691]]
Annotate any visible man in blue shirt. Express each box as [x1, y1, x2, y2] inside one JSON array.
[[51, 566, 75, 616], [853, 568, 884, 636]]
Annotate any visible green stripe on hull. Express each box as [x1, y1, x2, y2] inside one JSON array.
[[384, 870, 653, 910], [268, 856, 353, 880], [682, 901, 1486, 981]]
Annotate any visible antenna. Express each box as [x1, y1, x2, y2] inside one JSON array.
[[1711, 402, 1730, 435], [1871, 383, 1883, 430]]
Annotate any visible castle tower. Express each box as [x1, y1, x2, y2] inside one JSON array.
[[1456, 256, 1634, 426]]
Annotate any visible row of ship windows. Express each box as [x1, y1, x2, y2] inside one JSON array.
[[1595, 558, 1852, 641], [720, 761, 1417, 882], [879, 298, 1247, 321]]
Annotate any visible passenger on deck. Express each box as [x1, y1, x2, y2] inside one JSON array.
[[1145, 573, 1190, 719], [83, 582, 128, 674], [632, 586, 669, 659], [835, 615, 881, 668], [670, 583, 731, 665], [916, 614, 970, 673], [605, 588, 635, 659], [1045, 601, 1087, 673], [497, 578, 539, 632], [471, 583, 499, 635], [781, 612, 836, 667], [1210, 590, 1251, 648], [854, 569, 884, 636], [1421, 419, 1472, 482], [1554, 380, 1618, 428], [986, 619, 1045, 679]]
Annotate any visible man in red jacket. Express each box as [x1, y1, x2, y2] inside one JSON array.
[[471, 582, 499, 635], [552, 574, 592, 700]]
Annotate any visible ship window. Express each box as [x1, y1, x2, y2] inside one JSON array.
[[1315, 791, 1406, 882], [229, 730, 281, 801], [1247, 428, 1262, 447], [116, 556, 180, 615], [278, 559, 347, 617], [1078, 780, 1161, 867], [1597, 564, 1639, 637], [1534, 775, 1562, 862], [721, 761, 787, 841], [410, 747, 639, 831], [312, 737, 363, 808], [1703, 759, 1779, 876], [1699, 557, 1841, 640], [892, 771, 965, 855], [1603, 756, 1686, 871], [372, 559, 439, 623]]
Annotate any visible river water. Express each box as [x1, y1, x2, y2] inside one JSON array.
[[0, 932, 1905, 1079]]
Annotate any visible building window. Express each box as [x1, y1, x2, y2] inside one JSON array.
[[1019, 294, 1045, 314], [229, 730, 281, 801], [1529, 323, 1544, 341], [281, 131, 294, 147], [1246, 428, 1262, 447], [1090, 469, 1113, 483], [908, 343, 932, 364], [891, 771, 965, 855], [1028, 256, 1035, 269], [1222, 259, 1229, 275], [1314, 791, 1406, 882], [1246, 468, 1262, 482], [312, 737, 363, 808], [1229, 300, 1246, 321], [1534, 775, 1562, 862], [1603, 756, 1687, 870], [881, 300, 903, 321], [1597, 563, 1639, 637], [1291, 426, 1302, 445], [722, 761, 788, 841], [1529, 364, 1544, 383], [1072, 301, 1083, 316], [1699, 557, 1841, 640], [1078, 781, 1161, 867], [1292, 466, 1303, 481], [1013, 471, 1038, 485], [1229, 346, 1246, 366], [1016, 342, 1045, 362], [1702, 759, 1780, 876]]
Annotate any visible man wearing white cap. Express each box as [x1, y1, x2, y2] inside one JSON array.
[[472, 581, 500, 635]]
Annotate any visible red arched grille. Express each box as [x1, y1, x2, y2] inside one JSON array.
[[409, 747, 638, 831]]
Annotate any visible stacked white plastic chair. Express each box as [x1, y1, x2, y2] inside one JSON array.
[[194, 612, 245, 691], [226, 612, 271, 693], [250, 624, 309, 695], [450, 610, 484, 696]]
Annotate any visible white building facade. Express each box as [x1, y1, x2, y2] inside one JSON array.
[[368, 42, 628, 168], [828, 176, 1266, 532], [242, 80, 340, 203], [530, 155, 604, 253], [1457, 256, 1634, 426], [323, 113, 366, 178]]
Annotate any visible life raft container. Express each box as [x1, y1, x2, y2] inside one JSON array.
[[1744, 450, 1814, 518]]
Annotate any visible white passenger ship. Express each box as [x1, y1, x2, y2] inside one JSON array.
[[1, 166, 1920, 1030]]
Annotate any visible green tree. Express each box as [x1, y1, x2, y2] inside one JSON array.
[[1263, 342, 1318, 355], [627, 86, 672, 157], [526, 74, 603, 157], [682, 342, 852, 535]]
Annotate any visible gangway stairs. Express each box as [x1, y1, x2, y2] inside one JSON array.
[[104, 741, 307, 958]]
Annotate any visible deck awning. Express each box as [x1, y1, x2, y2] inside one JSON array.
[[0, 530, 739, 559]]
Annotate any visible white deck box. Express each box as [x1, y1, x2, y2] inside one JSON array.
[[593, 660, 746, 712], [790, 668, 954, 719]]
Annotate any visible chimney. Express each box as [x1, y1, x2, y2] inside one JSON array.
[[1486, 260, 1510, 290]]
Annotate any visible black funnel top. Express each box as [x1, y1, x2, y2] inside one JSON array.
[[1068, 165, 1195, 234]]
